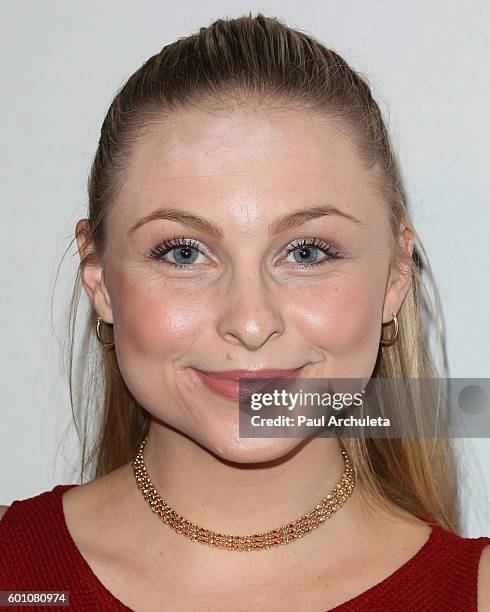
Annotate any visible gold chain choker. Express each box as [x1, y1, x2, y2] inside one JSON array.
[[131, 436, 355, 552]]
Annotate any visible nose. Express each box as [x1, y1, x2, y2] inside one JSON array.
[[216, 272, 285, 351]]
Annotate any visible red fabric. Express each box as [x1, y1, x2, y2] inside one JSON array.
[[1, 483, 489, 611]]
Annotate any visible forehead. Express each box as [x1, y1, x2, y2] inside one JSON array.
[[114, 105, 382, 231]]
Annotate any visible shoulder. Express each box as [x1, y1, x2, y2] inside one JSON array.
[[0, 505, 9, 522], [0, 486, 78, 572], [0, 485, 75, 536], [478, 543, 490, 611], [404, 518, 490, 611]]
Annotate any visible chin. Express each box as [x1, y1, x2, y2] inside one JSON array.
[[204, 433, 303, 465]]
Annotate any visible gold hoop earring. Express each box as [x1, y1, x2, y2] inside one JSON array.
[[380, 312, 399, 346], [96, 316, 115, 350]]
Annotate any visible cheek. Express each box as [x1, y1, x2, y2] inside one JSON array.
[[108, 271, 209, 404], [289, 271, 385, 370], [109, 275, 210, 412], [111, 276, 205, 357]]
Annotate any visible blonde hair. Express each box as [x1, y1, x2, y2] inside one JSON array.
[[61, 12, 460, 534]]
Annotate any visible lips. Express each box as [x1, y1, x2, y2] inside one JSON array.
[[191, 366, 305, 402]]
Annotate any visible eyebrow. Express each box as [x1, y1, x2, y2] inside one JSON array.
[[127, 203, 364, 239]]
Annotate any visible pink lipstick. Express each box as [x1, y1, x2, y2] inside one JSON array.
[[191, 366, 305, 402]]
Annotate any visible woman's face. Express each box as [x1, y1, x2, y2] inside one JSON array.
[[78, 104, 413, 462]]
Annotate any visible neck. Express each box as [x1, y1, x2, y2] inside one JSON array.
[[117, 422, 390, 587], [139, 424, 351, 537]]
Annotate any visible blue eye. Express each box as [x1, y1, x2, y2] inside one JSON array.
[[148, 236, 204, 267], [148, 235, 346, 269], [284, 238, 345, 268]]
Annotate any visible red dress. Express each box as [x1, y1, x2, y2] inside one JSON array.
[[1, 483, 489, 611]]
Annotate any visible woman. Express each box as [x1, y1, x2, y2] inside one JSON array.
[[1, 12, 489, 612]]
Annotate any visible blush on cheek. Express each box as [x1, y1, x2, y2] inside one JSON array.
[[110, 283, 206, 404], [330, 297, 375, 349], [295, 278, 383, 379], [106, 257, 215, 406], [117, 295, 204, 358]]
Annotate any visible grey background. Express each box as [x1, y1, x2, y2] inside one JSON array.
[[1, 0, 489, 536]]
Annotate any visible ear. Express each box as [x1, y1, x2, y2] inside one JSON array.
[[75, 219, 113, 324], [382, 222, 415, 323]]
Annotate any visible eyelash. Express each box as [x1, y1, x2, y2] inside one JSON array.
[[283, 238, 345, 266], [148, 236, 202, 267], [147, 235, 346, 269]]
